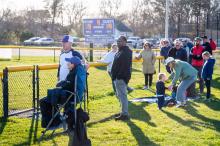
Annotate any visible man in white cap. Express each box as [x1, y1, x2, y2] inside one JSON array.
[[165, 57, 198, 107], [58, 35, 87, 82]]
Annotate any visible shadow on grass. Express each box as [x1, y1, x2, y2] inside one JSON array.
[[194, 95, 220, 111], [162, 110, 201, 131], [13, 113, 40, 146], [126, 102, 158, 146], [95, 66, 107, 71], [0, 117, 7, 135], [87, 115, 115, 127], [184, 102, 220, 132], [129, 102, 156, 127], [132, 68, 142, 73], [126, 121, 159, 146], [211, 77, 220, 89]]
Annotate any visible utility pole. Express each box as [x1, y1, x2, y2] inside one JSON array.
[[177, 13, 181, 37], [217, 13, 220, 47], [165, 0, 169, 39]]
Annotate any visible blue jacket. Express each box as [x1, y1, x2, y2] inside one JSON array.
[[202, 58, 215, 80], [160, 46, 171, 59], [56, 64, 86, 103]]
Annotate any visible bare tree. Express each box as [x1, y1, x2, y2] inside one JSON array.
[[44, 0, 64, 38], [66, 0, 87, 37], [99, 0, 124, 20], [0, 9, 12, 23]]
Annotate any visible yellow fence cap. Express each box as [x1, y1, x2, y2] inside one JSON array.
[[6, 65, 34, 72]]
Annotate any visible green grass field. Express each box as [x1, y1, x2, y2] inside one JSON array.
[[0, 56, 220, 146]]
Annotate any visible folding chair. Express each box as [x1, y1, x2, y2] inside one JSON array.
[[38, 73, 89, 143]]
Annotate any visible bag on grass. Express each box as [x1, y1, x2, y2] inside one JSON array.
[[68, 107, 91, 146]]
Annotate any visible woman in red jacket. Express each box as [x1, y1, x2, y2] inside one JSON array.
[[190, 37, 204, 94]]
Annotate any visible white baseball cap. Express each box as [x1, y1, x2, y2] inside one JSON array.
[[62, 35, 73, 43], [165, 57, 175, 66]]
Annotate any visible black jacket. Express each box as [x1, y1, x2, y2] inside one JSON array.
[[202, 42, 212, 55], [156, 81, 165, 95], [168, 47, 187, 62], [57, 68, 76, 92], [111, 46, 132, 84]]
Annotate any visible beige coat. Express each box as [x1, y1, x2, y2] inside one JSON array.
[[138, 49, 156, 74]]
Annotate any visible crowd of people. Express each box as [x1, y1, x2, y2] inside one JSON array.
[[39, 35, 217, 142], [37, 34, 217, 145]]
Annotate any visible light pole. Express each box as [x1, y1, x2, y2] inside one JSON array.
[[217, 12, 220, 47], [177, 13, 181, 38], [165, 0, 169, 39]]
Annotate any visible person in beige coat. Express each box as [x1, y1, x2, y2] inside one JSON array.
[[136, 41, 156, 89]]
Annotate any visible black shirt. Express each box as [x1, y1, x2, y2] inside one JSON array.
[[203, 42, 212, 55], [111, 46, 132, 84], [156, 81, 165, 95]]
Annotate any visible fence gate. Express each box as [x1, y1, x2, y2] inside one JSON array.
[[2, 66, 36, 118]]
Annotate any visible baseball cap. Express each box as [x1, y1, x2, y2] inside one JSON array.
[[62, 35, 74, 43], [65, 56, 81, 65], [194, 37, 202, 41], [165, 57, 175, 66]]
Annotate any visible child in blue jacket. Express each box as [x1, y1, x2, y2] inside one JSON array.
[[201, 51, 215, 101]]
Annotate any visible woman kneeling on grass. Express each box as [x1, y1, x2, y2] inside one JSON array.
[[135, 41, 156, 90], [165, 57, 198, 107]]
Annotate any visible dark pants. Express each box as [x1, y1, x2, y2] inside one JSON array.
[[186, 81, 197, 97], [205, 79, 211, 99], [193, 66, 204, 93], [144, 74, 153, 87], [157, 96, 165, 109]]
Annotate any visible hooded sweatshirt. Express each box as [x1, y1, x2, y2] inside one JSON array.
[[202, 58, 216, 80]]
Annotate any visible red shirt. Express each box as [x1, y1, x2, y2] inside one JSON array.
[[191, 45, 204, 67]]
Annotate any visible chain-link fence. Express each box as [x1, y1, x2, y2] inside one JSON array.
[[0, 74, 3, 118], [36, 65, 58, 111], [2, 66, 35, 117]]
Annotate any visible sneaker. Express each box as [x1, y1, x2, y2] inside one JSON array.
[[127, 87, 134, 93], [114, 113, 121, 117], [176, 104, 186, 108], [142, 86, 148, 90], [115, 115, 130, 121]]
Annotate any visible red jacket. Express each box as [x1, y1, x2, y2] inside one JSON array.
[[191, 45, 204, 67]]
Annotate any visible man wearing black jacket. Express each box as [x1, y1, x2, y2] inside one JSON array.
[[111, 36, 132, 121], [168, 40, 187, 62], [202, 36, 212, 55]]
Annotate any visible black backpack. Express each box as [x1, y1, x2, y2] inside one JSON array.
[[67, 107, 91, 146]]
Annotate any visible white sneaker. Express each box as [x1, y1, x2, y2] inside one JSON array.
[[143, 86, 148, 90]]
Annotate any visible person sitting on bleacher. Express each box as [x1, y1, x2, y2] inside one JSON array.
[[40, 56, 86, 129]]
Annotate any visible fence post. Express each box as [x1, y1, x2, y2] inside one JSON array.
[[32, 65, 36, 112], [3, 68, 8, 119], [18, 48, 21, 60], [158, 59, 161, 73], [90, 43, 93, 62], [107, 43, 111, 52], [53, 48, 56, 62], [36, 65, 40, 113]]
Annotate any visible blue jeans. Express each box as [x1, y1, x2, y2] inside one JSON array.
[[176, 76, 197, 104], [114, 79, 129, 116]]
